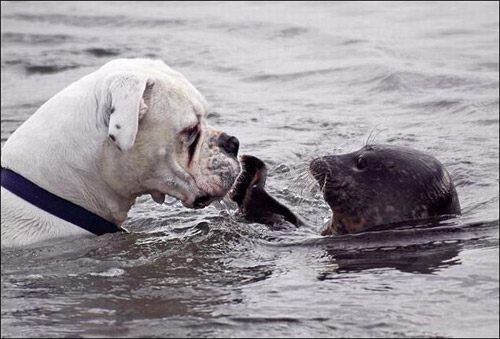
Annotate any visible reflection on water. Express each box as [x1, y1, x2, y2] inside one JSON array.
[[322, 242, 462, 275], [1, 1, 499, 338]]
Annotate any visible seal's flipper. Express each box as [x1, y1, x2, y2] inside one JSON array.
[[230, 155, 303, 227], [230, 155, 268, 206]]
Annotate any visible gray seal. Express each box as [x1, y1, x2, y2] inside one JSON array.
[[230, 144, 461, 235], [309, 144, 461, 235]]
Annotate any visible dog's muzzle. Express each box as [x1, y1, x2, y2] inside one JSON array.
[[181, 133, 240, 209]]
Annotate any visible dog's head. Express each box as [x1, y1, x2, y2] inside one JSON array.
[[97, 59, 240, 209]]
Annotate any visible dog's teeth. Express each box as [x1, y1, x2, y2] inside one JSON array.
[[151, 192, 166, 204]]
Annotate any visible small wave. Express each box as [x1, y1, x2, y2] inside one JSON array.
[[462, 196, 500, 216], [425, 29, 480, 38], [212, 66, 241, 74], [272, 27, 309, 39], [406, 98, 468, 115], [367, 71, 418, 93], [473, 119, 500, 126], [1, 32, 73, 45], [1, 102, 44, 110], [25, 64, 80, 75], [265, 218, 497, 252], [385, 134, 419, 143], [88, 267, 125, 277], [85, 48, 121, 57], [366, 68, 494, 94], [1, 118, 26, 123], [230, 316, 301, 324], [475, 62, 499, 72], [243, 68, 341, 83], [340, 38, 370, 46], [5, 14, 188, 29]]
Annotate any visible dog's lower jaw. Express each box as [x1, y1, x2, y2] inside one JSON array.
[[150, 191, 166, 204]]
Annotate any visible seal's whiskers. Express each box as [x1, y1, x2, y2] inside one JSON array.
[[321, 173, 328, 195], [365, 125, 387, 148], [289, 161, 320, 206]]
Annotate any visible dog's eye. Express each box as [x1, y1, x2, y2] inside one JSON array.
[[183, 124, 199, 145], [183, 123, 201, 164]]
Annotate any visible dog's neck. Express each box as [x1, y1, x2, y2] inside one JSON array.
[[1, 74, 133, 226]]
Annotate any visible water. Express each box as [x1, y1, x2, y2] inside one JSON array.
[[1, 1, 499, 337]]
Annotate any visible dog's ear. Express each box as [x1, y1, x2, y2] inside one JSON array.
[[106, 74, 154, 151]]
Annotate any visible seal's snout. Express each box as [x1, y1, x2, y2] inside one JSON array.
[[218, 133, 239, 157], [309, 157, 329, 186]]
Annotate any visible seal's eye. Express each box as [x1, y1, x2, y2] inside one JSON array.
[[356, 156, 367, 170]]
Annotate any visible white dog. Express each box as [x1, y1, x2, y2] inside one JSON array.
[[1, 58, 241, 248]]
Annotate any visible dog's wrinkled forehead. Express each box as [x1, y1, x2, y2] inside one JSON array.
[[102, 58, 209, 125], [169, 87, 208, 130]]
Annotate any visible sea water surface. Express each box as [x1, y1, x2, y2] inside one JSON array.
[[1, 1, 499, 338]]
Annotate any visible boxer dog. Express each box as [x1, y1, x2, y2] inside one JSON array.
[[1, 58, 240, 247]]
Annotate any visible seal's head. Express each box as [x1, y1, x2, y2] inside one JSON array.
[[310, 144, 461, 235]]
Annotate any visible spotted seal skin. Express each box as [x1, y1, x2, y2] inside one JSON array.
[[310, 144, 461, 235], [229, 155, 304, 227]]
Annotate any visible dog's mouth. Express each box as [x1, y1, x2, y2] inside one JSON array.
[[149, 190, 182, 206], [181, 192, 223, 209], [149, 190, 221, 209], [150, 191, 167, 204], [149, 156, 241, 209], [191, 194, 216, 209]]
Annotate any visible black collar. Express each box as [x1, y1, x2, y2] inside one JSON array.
[[1, 167, 123, 236]]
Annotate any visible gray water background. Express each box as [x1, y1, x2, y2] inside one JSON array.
[[1, 1, 499, 337]]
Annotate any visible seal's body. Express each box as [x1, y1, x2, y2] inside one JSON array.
[[231, 145, 461, 236]]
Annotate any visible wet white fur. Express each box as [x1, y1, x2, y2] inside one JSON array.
[[1, 58, 240, 248]]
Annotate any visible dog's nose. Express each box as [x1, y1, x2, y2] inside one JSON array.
[[218, 133, 239, 157], [193, 194, 212, 209]]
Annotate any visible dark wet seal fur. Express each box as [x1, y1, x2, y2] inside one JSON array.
[[229, 155, 304, 227], [230, 145, 460, 236], [310, 144, 461, 235]]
